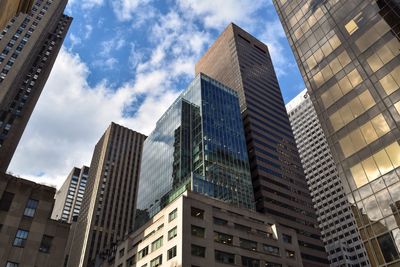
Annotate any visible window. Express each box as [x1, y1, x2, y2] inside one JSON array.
[[239, 238, 257, 251], [24, 199, 38, 217], [39, 235, 53, 253], [150, 255, 162, 267], [215, 250, 235, 264], [286, 250, 296, 259], [234, 223, 251, 232], [214, 232, 233, 245], [126, 255, 136, 266], [167, 246, 177, 260], [263, 244, 280, 255], [379, 65, 400, 95], [191, 244, 205, 257], [168, 227, 177, 240], [151, 236, 163, 252], [191, 207, 204, 219], [138, 246, 148, 260], [168, 208, 177, 222], [119, 248, 125, 257], [0, 192, 14, 211], [377, 233, 400, 263], [265, 262, 282, 267], [242, 256, 260, 267], [6, 262, 18, 267], [345, 19, 358, 35], [13, 229, 29, 247], [282, 234, 292, 244], [191, 225, 205, 238], [213, 217, 227, 225]]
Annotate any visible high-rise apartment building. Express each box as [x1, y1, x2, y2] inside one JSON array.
[[287, 89, 369, 266], [52, 165, 89, 223], [0, 0, 35, 30], [135, 73, 255, 227], [273, 0, 400, 266], [67, 123, 146, 267], [196, 23, 328, 266], [0, 173, 70, 267], [0, 0, 72, 172]]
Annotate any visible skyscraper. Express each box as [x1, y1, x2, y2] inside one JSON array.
[[196, 23, 328, 266], [135, 73, 255, 227], [287, 89, 369, 266], [0, 0, 34, 30], [0, 0, 72, 172], [273, 0, 400, 265], [67, 123, 146, 267], [52, 165, 89, 223]]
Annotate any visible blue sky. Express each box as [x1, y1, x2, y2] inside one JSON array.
[[9, 0, 305, 188]]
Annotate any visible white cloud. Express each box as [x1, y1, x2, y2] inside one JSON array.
[[84, 24, 93, 39], [112, 0, 152, 21]]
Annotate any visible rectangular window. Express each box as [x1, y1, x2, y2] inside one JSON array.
[[355, 19, 390, 52], [265, 262, 282, 267], [242, 256, 260, 267], [168, 208, 177, 222], [286, 250, 296, 259], [214, 231, 233, 245], [379, 65, 400, 95], [215, 250, 235, 264], [126, 255, 136, 266], [191, 207, 204, 219], [138, 246, 148, 260], [191, 244, 206, 257], [6, 262, 18, 267], [151, 237, 163, 252], [213, 217, 227, 225], [39, 235, 53, 253], [24, 199, 38, 217], [191, 225, 205, 238], [263, 244, 280, 255], [0, 192, 14, 211], [13, 229, 29, 247], [167, 246, 177, 260], [150, 255, 162, 267], [234, 223, 251, 232], [168, 227, 177, 240], [239, 238, 257, 251], [282, 234, 292, 244]]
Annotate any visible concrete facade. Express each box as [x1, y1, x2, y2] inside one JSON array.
[[52, 165, 89, 223], [105, 191, 303, 267], [0, 0, 34, 31], [67, 123, 146, 267], [0, 173, 70, 267], [287, 89, 369, 266], [0, 0, 72, 172]]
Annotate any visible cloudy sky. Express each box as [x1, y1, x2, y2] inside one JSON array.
[[8, 0, 305, 188]]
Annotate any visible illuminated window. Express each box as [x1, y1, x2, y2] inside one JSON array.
[[350, 142, 400, 188], [367, 38, 400, 72], [339, 114, 390, 157], [356, 20, 390, 52], [345, 20, 358, 35], [394, 101, 400, 114], [379, 66, 400, 95]]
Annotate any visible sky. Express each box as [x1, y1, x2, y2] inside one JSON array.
[[8, 0, 305, 188]]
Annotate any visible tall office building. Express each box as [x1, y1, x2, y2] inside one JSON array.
[[67, 123, 146, 267], [52, 165, 89, 223], [287, 89, 369, 266], [0, 0, 72, 172], [135, 73, 255, 227], [273, 0, 400, 266], [196, 23, 328, 266], [0, 0, 35, 30]]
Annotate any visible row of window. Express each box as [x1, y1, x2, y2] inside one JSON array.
[[0, 192, 38, 218]]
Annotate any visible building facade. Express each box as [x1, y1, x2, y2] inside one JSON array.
[[0, 173, 70, 267], [287, 89, 369, 266], [105, 191, 303, 267], [67, 123, 146, 267], [135, 73, 255, 227], [273, 0, 400, 266], [0, 0, 35, 30], [52, 165, 89, 223], [0, 0, 72, 172], [195, 23, 328, 266]]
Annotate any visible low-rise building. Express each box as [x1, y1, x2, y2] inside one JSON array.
[[104, 191, 303, 267], [0, 173, 70, 267]]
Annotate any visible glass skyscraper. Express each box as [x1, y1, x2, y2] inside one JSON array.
[[274, 0, 400, 266], [135, 73, 255, 226]]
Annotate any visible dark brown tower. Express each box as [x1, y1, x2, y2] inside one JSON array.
[[0, 0, 72, 172], [196, 23, 328, 267], [67, 122, 146, 267]]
